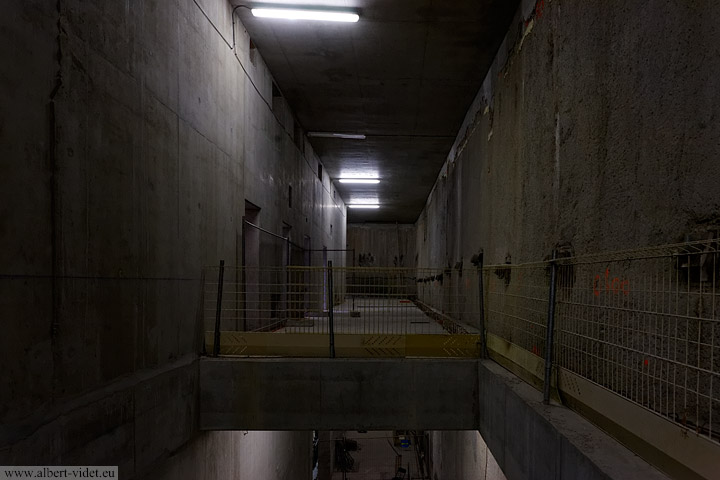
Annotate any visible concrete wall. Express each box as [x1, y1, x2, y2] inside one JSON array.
[[0, 0, 343, 478], [416, 0, 720, 267], [200, 358, 479, 431], [428, 431, 506, 480], [347, 224, 417, 267], [412, 2, 720, 478], [149, 431, 312, 480]]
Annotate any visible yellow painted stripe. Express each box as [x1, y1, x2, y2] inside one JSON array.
[[205, 332, 481, 358]]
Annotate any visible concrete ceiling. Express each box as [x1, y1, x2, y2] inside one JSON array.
[[235, 0, 519, 223]]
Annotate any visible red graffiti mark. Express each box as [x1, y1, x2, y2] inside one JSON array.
[[532, 345, 540, 356], [644, 359, 649, 367], [524, 1, 546, 29], [593, 268, 630, 296]]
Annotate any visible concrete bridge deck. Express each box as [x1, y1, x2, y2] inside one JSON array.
[[200, 357, 668, 480]]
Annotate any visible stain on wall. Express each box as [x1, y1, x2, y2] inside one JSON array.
[[347, 224, 417, 268], [417, 0, 720, 267]]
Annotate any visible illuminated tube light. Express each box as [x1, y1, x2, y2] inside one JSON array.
[[348, 204, 380, 209], [338, 178, 380, 184], [251, 8, 360, 23]]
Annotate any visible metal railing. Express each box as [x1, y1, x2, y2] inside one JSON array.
[[203, 264, 482, 338], [485, 239, 720, 447], [202, 240, 720, 444], [199, 239, 719, 474]]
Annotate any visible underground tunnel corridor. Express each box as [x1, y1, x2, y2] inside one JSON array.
[[2, 0, 719, 479]]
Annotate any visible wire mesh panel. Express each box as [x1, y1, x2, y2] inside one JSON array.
[[484, 263, 550, 358], [414, 268, 482, 334], [554, 240, 720, 444], [482, 239, 720, 446], [203, 266, 326, 333], [203, 266, 482, 336]]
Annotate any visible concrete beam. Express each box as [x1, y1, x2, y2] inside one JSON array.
[[200, 356, 669, 480], [200, 358, 479, 430]]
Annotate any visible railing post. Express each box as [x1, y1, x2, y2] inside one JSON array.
[[476, 251, 488, 359], [352, 248, 356, 311], [199, 268, 208, 356], [327, 260, 336, 358], [543, 250, 558, 404], [284, 237, 290, 321], [241, 220, 247, 331], [213, 260, 225, 357]]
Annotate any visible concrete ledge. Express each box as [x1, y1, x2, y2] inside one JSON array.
[[200, 357, 479, 430], [479, 361, 668, 480]]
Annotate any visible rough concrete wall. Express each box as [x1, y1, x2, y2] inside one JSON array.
[[414, 2, 720, 478], [148, 431, 312, 480], [347, 224, 417, 267], [0, 0, 340, 478], [428, 431, 506, 480], [417, 0, 720, 267]]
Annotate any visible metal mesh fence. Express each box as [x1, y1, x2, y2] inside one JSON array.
[[554, 242, 720, 444], [201, 239, 720, 443], [485, 263, 550, 358], [484, 239, 720, 445], [202, 266, 482, 336]]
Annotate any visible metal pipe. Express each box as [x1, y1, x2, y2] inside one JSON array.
[[230, 5, 251, 51], [543, 250, 558, 404], [213, 260, 225, 357], [306, 249, 354, 252], [328, 260, 335, 358], [242, 220, 304, 250]]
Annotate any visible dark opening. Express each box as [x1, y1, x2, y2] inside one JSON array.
[[249, 38, 257, 65]]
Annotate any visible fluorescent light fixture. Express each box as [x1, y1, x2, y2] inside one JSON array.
[[251, 8, 359, 23], [348, 204, 380, 209], [338, 178, 380, 184], [307, 132, 366, 140]]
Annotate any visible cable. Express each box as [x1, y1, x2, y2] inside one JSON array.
[[190, 1, 348, 216], [0, 273, 197, 281], [231, 5, 252, 50]]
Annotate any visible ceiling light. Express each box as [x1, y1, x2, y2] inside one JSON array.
[[307, 132, 366, 140], [348, 204, 380, 209], [251, 8, 359, 23], [338, 178, 380, 184]]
